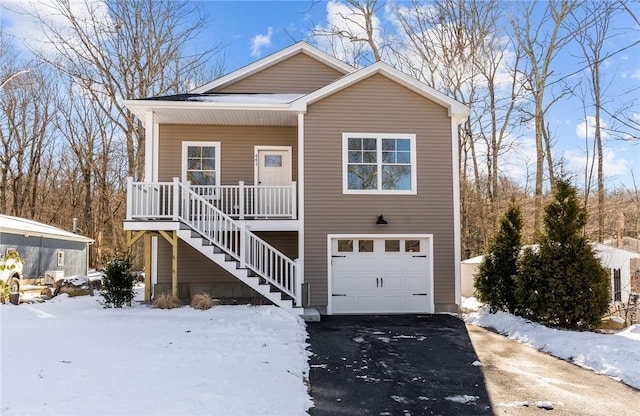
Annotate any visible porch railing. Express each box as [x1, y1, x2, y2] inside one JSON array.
[[126, 178, 297, 220], [125, 177, 299, 304]]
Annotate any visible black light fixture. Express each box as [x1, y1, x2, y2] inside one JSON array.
[[376, 215, 388, 225]]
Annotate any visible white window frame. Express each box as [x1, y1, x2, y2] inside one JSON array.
[[57, 250, 65, 267], [181, 141, 221, 188], [342, 133, 417, 195]]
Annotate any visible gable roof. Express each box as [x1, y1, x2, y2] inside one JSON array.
[[0, 215, 94, 243], [290, 61, 469, 120], [190, 42, 355, 94], [124, 42, 468, 126]]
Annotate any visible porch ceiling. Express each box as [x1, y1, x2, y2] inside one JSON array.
[[130, 106, 298, 126]]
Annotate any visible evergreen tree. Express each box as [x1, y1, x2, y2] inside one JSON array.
[[475, 201, 523, 314], [516, 179, 610, 330], [101, 253, 136, 308]]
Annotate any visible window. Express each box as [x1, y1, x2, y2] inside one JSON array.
[[405, 240, 420, 252], [343, 133, 416, 194], [337, 240, 353, 252], [385, 240, 400, 252], [358, 240, 374, 252], [57, 250, 65, 267], [613, 269, 621, 302], [182, 142, 220, 187]]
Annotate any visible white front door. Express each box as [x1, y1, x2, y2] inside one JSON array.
[[330, 237, 432, 314], [255, 147, 292, 216]]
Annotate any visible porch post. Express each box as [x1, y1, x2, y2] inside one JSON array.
[[238, 181, 245, 220], [172, 177, 180, 221], [144, 233, 152, 302], [294, 258, 302, 307], [158, 230, 179, 299], [239, 222, 247, 269], [291, 181, 297, 220], [171, 231, 178, 298], [126, 177, 133, 220]]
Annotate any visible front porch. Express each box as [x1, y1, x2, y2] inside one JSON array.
[[126, 177, 297, 221], [124, 178, 302, 312]]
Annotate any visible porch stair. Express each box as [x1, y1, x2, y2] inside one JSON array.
[[176, 227, 298, 311], [126, 178, 305, 314]]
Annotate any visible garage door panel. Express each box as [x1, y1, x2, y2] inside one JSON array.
[[330, 237, 432, 314]]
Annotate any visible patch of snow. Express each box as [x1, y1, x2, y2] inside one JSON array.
[[536, 401, 554, 410], [188, 93, 304, 104], [471, 360, 482, 366], [461, 296, 483, 311], [497, 401, 529, 408], [610, 316, 625, 324], [465, 308, 640, 390], [353, 336, 365, 343], [390, 395, 408, 403], [0, 290, 312, 415], [445, 394, 479, 404]]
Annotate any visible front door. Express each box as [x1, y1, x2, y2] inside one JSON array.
[[255, 147, 292, 217]]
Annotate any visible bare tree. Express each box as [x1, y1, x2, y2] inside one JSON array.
[[0, 42, 55, 218], [310, 0, 387, 66], [511, 0, 583, 233], [25, 0, 224, 180], [572, 1, 621, 242]]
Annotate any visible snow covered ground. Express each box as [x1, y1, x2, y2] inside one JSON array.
[[464, 299, 640, 391], [0, 289, 312, 416]]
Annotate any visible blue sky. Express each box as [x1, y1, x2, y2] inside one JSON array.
[[2, 0, 639, 190]]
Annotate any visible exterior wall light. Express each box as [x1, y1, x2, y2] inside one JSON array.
[[376, 215, 388, 225]]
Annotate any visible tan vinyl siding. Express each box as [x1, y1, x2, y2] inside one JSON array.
[[158, 125, 297, 183], [303, 74, 456, 308], [217, 53, 345, 94], [156, 239, 238, 284], [156, 232, 297, 288]]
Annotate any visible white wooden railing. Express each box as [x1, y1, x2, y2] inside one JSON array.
[[126, 178, 299, 303]]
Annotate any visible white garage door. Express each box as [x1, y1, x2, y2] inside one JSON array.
[[330, 237, 432, 314]]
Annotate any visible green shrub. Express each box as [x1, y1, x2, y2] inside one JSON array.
[[474, 201, 523, 314], [516, 179, 610, 330], [100, 253, 136, 308]]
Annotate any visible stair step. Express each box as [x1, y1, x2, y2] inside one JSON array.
[[176, 224, 296, 312]]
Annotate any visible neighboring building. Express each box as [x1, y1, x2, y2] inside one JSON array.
[[0, 215, 94, 288], [461, 244, 640, 303], [123, 42, 468, 315]]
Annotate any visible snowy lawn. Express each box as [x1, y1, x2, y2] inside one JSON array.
[[464, 301, 640, 390], [0, 290, 312, 416]]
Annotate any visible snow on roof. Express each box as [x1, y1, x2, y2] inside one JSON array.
[[185, 93, 304, 104], [0, 215, 93, 243], [462, 255, 484, 264]]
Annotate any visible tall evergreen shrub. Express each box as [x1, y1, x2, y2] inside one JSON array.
[[101, 253, 136, 308], [516, 179, 610, 330], [474, 201, 523, 313]]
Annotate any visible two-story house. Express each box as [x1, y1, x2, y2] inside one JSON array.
[[123, 42, 468, 316]]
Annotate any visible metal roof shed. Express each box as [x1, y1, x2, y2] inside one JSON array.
[[0, 215, 94, 286]]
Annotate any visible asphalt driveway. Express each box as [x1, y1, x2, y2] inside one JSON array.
[[307, 314, 491, 415]]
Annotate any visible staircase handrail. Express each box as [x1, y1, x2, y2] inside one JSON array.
[[177, 181, 297, 300]]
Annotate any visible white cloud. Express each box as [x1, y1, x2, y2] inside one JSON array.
[[2, 0, 111, 55], [250, 27, 273, 58], [563, 147, 630, 184], [575, 116, 610, 140]]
